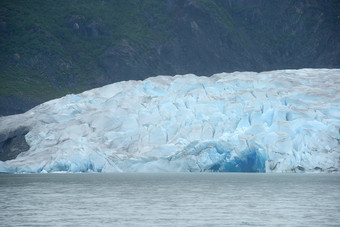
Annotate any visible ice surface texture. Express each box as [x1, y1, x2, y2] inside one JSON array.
[[0, 69, 339, 173]]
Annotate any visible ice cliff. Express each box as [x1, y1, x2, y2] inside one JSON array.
[[0, 69, 339, 173]]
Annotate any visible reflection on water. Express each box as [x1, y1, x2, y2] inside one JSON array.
[[0, 173, 339, 226]]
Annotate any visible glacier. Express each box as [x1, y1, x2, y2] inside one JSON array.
[[0, 69, 339, 173]]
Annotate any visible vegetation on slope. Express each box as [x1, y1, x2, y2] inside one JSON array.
[[0, 0, 170, 101], [0, 0, 339, 115]]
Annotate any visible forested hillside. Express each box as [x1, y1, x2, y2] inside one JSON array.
[[1, 0, 339, 115]]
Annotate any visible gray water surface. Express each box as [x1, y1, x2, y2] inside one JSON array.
[[0, 173, 339, 226]]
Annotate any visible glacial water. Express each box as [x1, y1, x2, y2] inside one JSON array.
[[0, 173, 339, 226]]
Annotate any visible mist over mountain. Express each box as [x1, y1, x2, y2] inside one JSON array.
[[1, 0, 339, 116]]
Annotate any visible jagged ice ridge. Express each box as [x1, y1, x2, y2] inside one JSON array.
[[0, 69, 339, 173]]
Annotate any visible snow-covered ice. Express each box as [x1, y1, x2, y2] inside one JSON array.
[[0, 69, 339, 173]]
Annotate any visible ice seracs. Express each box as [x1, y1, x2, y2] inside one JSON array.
[[0, 69, 339, 173]]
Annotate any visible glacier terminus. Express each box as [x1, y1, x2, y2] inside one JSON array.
[[0, 69, 339, 173]]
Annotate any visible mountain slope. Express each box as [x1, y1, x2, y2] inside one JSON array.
[[1, 0, 339, 115]]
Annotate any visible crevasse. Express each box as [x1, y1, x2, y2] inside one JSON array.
[[0, 69, 339, 173]]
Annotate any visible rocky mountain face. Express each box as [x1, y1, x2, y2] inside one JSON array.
[[1, 0, 339, 116]]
